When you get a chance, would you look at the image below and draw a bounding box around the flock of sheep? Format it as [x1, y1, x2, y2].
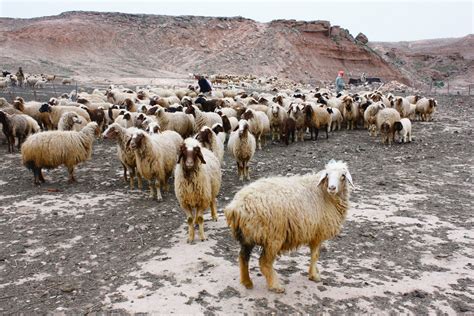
[0, 83, 437, 292]
[0, 72, 74, 89]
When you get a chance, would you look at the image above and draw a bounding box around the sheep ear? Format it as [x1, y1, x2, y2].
[345, 171, 354, 187]
[317, 172, 327, 186]
[196, 148, 206, 164]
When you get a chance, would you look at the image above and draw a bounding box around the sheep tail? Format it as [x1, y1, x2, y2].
[224, 204, 244, 242]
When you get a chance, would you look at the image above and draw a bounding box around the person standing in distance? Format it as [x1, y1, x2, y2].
[195, 74, 213, 96]
[335, 70, 345, 94]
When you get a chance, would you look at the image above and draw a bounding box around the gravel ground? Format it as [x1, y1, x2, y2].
[0, 90, 472, 314]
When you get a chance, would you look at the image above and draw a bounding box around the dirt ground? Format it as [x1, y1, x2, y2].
[0, 88, 472, 314]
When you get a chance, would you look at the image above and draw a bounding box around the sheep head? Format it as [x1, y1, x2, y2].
[196, 127, 213, 147]
[39, 103, 52, 113]
[48, 98, 58, 106]
[212, 123, 224, 135]
[103, 124, 120, 140]
[185, 105, 196, 117]
[326, 108, 333, 114]
[238, 120, 249, 137]
[429, 99, 437, 108]
[394, 121, 403, 132]
[380, 122, 391, 134]
[147, 122, 161, 134]
[317, 159, 354, 196]
[271, 105, 280, 117]
[242, 109, 254, 120]
[72, 114, 82, 125]
[124, 98, 134, 111]
[129, 131, 146, 150]
[177, 139, 206, 170]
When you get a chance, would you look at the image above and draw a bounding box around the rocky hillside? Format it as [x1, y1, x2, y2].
[0, 11, 406, 84]
[371, 35, 474, 89]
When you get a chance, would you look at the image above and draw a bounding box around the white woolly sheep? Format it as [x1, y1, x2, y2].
[13, 97, 52, 130]
[304, 103, 331, 140]
[376, 108, 401, 146]
[393, 97, 411, 118]
[174, 138, 222, 242]
[21, 122, 100, 184]
[328, 107, 343, 131]
[58, 112, 83, 131]
[154, 106, 195, 138]
[185, 105, 222, 134]
[227, 120, 256, 181]
[287, 103, 306, 142]
[394, 118, 412, 143]
[103, 123, 143, 190]
[341, 96, 359, 130]
[266, 103, 288, 141]
[415, 98, 437, 121]
[242, 108, 270, 150]
[39, 102, 90, 130]
[196, 126, 224, 164]
[224, 159, 354, 293]
[129, 130, 178, 201]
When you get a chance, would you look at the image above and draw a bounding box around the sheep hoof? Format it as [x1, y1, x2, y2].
[241, 280, 254, 289]
[269, 286, 285, 293]
[187, 239, 194, 244]
[309, 275, 321, 282]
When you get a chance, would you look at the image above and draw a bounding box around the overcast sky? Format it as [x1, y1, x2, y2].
[0, 0, 472, 41]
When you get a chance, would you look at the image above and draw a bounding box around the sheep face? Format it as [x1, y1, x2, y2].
[177, 143, 206, 170]
[394, 121, 403, 132]
[185, 105, 196, 117]
[196, 127, 212, 146]
[72, 114, 82, 125]
[429, 99, 437, 108]
[380, 122, 391, 134]
[39, 103, 52, 113]
[271, 105, 280, 117]
[212, 124, 224, 135]
[130, 132, 145, 150]
[147, 123, 160, 134]
[103, 125, 119, 140]
[238, 121, 249, 137]
[48, 98, 58, 106]
[317, 160, 354, 195]
[124, 99, 134, 110]
[242, 109, 254, 120]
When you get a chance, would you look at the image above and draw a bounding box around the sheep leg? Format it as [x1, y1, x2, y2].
[39, 168, 45, 183]
[244, 161, 250, 181]
[149, 180, 156, 199]
[155, 181, 163, 201]
[122, 163, 128, 182]
[239, 243, 255, 289]
[137, 173, 143, 190]
[185, 210, 195, 243]
[314, 128, 319, 140]
[32, 167, 41, 185]
[67, 166, 76, 183]
[308, 243, 322, 282]
[237, 162, 243, 181]
[259, 248, 284, 293]
[196, 210, 206, 241]
[325, 125, 329, 139]
[210, 199, 218, 221]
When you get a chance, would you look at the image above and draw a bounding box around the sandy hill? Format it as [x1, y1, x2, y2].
[371, 35, 474, 89]
[0, 11, 406, 85]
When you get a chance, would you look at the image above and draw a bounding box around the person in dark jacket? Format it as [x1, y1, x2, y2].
[16, 67, 25, 87]
[195, 74, 212, 95]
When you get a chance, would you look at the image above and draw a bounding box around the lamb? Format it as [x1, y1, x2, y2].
[194, 96, 225, 112]
[280, 117, 296, 146]
[242, 108, 270, 150]
[103, 123, 142, 190]
[21, 122, 100, 184]
[415, 98, 437, 121]
[304, 104, 331, 140]
[185, 105, 222, 134]
[375, 108, 401, 146]
[215, 110, 238, 134]
[174, 138, 222, 242]
[394, 118, 412, 143]
[328, 107, 343, 131]
[266, 103, 287, 141]
[58, 112, 83, 131]
[196, 126, 224, 164]
[129, 130, 178, 201]
[0, 111, 40, 153]
[224, 159, 354, 293]
[155, 107, 195, 138]
[227, 120, 256, 180]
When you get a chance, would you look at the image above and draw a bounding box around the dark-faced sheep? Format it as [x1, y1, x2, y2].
[174, 138, 222, 242]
